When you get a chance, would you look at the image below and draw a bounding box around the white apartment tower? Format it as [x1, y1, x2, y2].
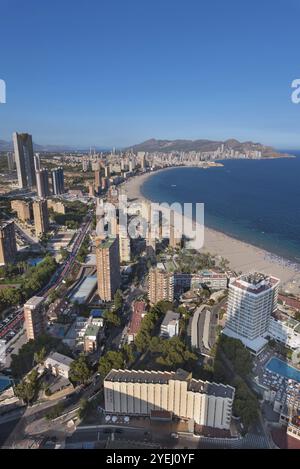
[224, 272, 280, 353]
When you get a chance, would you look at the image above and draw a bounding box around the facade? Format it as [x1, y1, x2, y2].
[44, 352, 74, 379]
[94, 170, 102, 194]
[13, 132, 36, 189]
[96, 237, 121, 302]
[224, 272, 280, 353]
[51, 167, 65, 195]
[174, 270, 228, 294]
[104, 369, 235, 430]
[148, 264, 174, 305]
[119, 234, 131, 263]
[160, 310, 180, 338]
[0, 221, 17, 266]
[268, 314, 300, 349]
[33, 199, 49, 237]
[24, 296, 45, 340]
[36, 168, 50, 198]
[11, 199, 32, 222]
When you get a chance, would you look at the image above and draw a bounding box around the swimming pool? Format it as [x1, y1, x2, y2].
[266, 357, 300, 382]
[0, 375, 12, 392]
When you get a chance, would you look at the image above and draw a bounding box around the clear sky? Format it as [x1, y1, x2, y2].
[1, 0, 300, 149]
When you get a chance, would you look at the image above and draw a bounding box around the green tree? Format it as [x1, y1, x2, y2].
[98, 351, 124, 377]
[69, 355, 92, 385]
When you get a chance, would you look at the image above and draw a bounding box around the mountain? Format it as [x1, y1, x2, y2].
[127, 138, 289, 157]
[0, 139, 75, 152]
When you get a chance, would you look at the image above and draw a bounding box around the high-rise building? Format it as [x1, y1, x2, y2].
[0, 221, 17, 266]
[148, 264, 174, 305]
[104, 165, 110, 178]
[119, 234, 131, 263]
[96, 237, 121, 302]
[137, 151, 146, 170]
[33, 199, 49, 237]
[36, 168, 50, 198]
[24, 296, 45, 340]
[51, 168, 65, 195]
[13, 132, 36, 189]
[224, 272, 280, 353]
[47, 199, 65, 214]
[7, 152, 15, 171]
[11, 199, 32, 222]
[104, 369, 235, 430]
[94, 170, 102, 194]
[88, 183, 95, 197]
[169, 209, 182, 249]
[34, 153, 41, 172]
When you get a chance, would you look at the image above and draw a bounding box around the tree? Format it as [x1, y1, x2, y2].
[98, 351, 124, 377]
[69, 355, 92, 385]
[14, 369, 39, 405]
[114, 289, 123, 311]
[104, 309, 121, 327]
[34, 346, 46, 365]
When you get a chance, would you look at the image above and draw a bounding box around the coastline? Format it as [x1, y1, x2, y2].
[121, 169, 300, 294]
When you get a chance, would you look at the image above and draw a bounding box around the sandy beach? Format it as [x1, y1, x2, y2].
[121, 170, 300, 294]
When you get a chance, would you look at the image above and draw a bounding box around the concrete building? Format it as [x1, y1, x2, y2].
[11, 199, 32, 222]
[12, 132, 36, 189]
[104, 368, 235, 430]
[96, 237, 121, 302]
[33, 199, 49, 237]
[44, 352, 74, 379]
[148, 264, 174, 305]
[24, 296, 45, 340]
[94, 170, 102, 194]
[36, 168, 50, 198]
[160, 310, 180, 338]
[0, 221, 17, 266]
[119, 234, 131, 263]
[268, 313, 300, 349]
[224, 272, 280, 353]
[51, 168, 65, 195]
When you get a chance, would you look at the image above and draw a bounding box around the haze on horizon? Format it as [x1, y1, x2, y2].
[1, 0, 300, 149]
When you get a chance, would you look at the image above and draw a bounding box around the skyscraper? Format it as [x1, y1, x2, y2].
[7, 152, 15, 171]
[24, 296, 45, 340]
[33, 199, 49, 237]
[0, 221, 17, 266]
[224, 272, 280, 353]
[13, 132, 36, 189]
[11, 200, 32, 222]
[94, 170, 102, 194]
[51, 168, 65, 195]
[36, 168, 50, 198]
[148, 264, 174, 305]
[96, 237, 121, 302]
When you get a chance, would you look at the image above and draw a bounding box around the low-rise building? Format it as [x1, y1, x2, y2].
[44, 352, 74, 379]
[127, 301, 147, 344]
[160, 310, 180, 338]
[268, 312, 300, 350]
[104, 368, 235, 430]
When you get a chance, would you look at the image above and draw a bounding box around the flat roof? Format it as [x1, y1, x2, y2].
[24, 296, 44, 308]
[105, 368, 234, 399]
[71, 275, 97, 304]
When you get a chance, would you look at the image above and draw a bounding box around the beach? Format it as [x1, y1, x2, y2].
[121, 170, 300, 294]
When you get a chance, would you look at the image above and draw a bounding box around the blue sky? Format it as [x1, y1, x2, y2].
[1, 0, 300, 149]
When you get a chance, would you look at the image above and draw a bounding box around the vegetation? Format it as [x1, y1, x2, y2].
[217, 335, 253, 377]
[14, 369, 40, 405]
[174, 249, 216, 274]
[69, 355, 93, 385]
[76, 235, 90, 263]
[233, 377, 259, 431]
[52, 200, 88, 229]
[45, 402, 65, 421]
[0, 255, 57, 314]
[98, 350, 125, 377]
[104, 309, 121, 327]
[149, 336, 197, 369]
[10, 334, 73, 379]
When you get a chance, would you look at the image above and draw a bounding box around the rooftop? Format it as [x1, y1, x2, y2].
[231, 272, 279, 294]
[161, 310, 180, 328]
[24, 296, 44, 308]
[45, 352, 74, 367]
[104, 369, 234, 399]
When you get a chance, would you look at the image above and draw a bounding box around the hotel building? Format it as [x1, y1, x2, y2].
[224, 272, 280, 353]
[104, 368, 235, 430]
[148, 264, 174, 305]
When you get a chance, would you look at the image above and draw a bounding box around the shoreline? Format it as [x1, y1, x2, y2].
[121, 169, 300, 294]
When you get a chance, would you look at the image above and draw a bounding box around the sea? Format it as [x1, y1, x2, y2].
[140, 152, 300, 263]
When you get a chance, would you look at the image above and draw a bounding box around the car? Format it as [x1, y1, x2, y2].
[170, 433, 179, 439]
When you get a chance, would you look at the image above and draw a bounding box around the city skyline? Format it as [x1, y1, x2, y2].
[1, 0, 300, 148]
